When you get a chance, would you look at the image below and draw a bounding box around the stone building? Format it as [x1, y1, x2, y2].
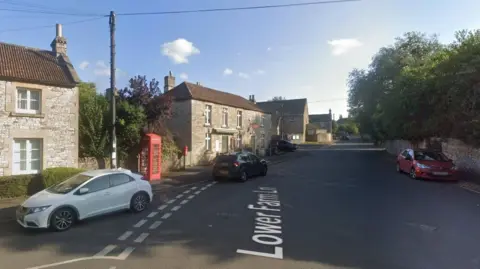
[309, 110, 333, 133]
[256, 98, 309, 144]
[0, 24, 80, 176]
[163, 73, 272, 166]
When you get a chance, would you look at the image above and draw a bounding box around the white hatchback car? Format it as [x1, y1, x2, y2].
[16, 168, 153, 232]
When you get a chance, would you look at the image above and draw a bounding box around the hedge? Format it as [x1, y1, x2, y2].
[0, 167, 85, 198]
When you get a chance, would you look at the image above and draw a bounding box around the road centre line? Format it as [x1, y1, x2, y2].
[161, 212, 172, 219]
[117, 231, 133, 241]
[147, 212, 158, 218]
[171, 205, 181, 211]
[158, 204, 168, 210]
[149, 221, 163, 230]
[133, 219, 147, 228]
[134, 233, 149, 243]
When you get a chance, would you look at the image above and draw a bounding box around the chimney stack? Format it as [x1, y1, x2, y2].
[164, 71, 175, 93]
[50, 23, 67, 56]
[248, 95, 256, 104]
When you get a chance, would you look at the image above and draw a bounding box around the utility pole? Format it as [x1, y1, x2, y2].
[109, 11, 117, 169]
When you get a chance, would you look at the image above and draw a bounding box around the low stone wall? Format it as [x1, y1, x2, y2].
[78, 156, 183, 174]
[384, 139, 480, 174]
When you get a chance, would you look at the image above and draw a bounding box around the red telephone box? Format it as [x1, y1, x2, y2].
[139, 133, 162, 181]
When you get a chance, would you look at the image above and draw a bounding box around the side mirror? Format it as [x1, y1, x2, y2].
[78, 187, 89, 194]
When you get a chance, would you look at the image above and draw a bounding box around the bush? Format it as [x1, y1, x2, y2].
[0, 167, 85, 198]
[41, 167, 85, 188]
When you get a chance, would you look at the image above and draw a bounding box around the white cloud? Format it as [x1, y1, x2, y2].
[79, 61, 89, 70]
[223, 68, 233, 76]
[161, 38, 200, 64]
[327, 39, 363, 56]
[255, 69, 265, 75]
[179, 73, 188, 80]
[93, 60, 125, 77]
[238, 72, 250, 79]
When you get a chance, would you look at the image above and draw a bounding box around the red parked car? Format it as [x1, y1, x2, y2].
[396, 149, 458, 181]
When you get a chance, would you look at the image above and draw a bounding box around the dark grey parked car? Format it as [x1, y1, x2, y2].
[212, 152, 268, 182]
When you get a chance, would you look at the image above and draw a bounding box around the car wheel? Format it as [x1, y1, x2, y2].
[131, 192, 150, 213]
[410, 168, 417, 179]
[50, 207, 75, 232]
[261, 165, 268, 176]
[240, 170, 248, 182]
[396, 163, 401, 173]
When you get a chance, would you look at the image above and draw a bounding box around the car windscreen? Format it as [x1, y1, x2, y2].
[216, 155, 239, 162]
[414, 151, 449, 162]
[47, 174, 93, 194]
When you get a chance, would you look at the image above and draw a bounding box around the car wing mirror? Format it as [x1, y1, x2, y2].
[78, 187, 89, 194]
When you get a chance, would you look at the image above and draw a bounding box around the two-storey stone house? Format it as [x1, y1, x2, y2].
[163, 73, 272, 166]
[256, 98, 309, 144]
[0, 24, 80, 176]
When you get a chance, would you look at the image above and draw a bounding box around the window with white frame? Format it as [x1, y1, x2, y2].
[237, 111, 242, 127]
[205, 105, 212, 125]
[17, 88, 41, 114]
[222, 108, 228, 127]
[205, 133, 211, 151]
[237, 134, 242, 148]
[261, 115, 265, 127]
[13, 138, 42, 175]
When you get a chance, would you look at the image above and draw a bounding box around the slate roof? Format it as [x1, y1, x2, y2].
[309, 114, 332, 122]
[256, 98, 307, 115]
[0, 42, 79, 87]
[165, 82, 265, 113]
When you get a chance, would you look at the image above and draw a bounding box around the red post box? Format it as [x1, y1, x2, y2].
[139, 133, 162, 181]
[183, 145, 188, 156]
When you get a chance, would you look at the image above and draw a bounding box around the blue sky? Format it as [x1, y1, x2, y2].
[1, 0, 479, 118]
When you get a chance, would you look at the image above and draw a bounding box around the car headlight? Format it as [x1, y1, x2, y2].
[417, 163, 430, 169]
[26, 205, 51, 214]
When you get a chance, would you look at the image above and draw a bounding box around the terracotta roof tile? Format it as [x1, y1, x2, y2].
[0, 42, 79, 87]
[165, 82, 265, 112]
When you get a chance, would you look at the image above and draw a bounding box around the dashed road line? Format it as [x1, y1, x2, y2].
[171, 205, 181, 211]
[149, 221, 163, 230]
[191, 186, 198, 190]
[167, 199, 177, 204]
[201, 187, 208, 191]
[176, 194, 184, 199]
[117, 231, 133, 241]
[147, 212, 159, 218]
[94, 245, 117, 257]
[180, 199, 189, 205]
[183, 190, 191, 194]
[134, 233, 149, 243]
[194, 191, 201, 195]
[158, 204, 168, 210]
[133, 219, 147, 228]
[161, 212, 172, 219]
[187, 195, 195, 199]
[118, 247, 135, 259]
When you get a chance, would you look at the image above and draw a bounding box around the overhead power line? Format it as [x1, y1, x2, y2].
[308, 98, 348, 103]
[0, 16, 107, 33]
[116, 0, 360, 16]
[0, 0, 80, 13]
[0, 7, 104, 17]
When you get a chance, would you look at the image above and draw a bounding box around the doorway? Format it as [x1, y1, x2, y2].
[222, 135, 229, 153]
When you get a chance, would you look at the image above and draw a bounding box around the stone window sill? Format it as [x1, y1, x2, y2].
[10, 112, 45, 118]
[204, 123, 211, 127]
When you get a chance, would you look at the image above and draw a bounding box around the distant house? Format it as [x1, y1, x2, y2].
[309, 110, 333, 133]
[306, 110, 333, 142]
[0, 24, 80, 176]
[256, 98, 309, 144]
[163, 73, 272, 166]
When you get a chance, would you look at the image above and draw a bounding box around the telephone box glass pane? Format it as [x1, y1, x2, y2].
[152, 144, 160, 174]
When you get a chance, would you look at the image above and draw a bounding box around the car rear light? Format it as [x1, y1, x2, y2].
[233, 161, 240, 167]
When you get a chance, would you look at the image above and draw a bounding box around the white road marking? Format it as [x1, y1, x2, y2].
[158, 204, 168, 210]
[134, 233, 149, 243]
[117, 231, 133, 241]
[201, 187, 208, 191]
[149, 221, 163, 230]
[237, 247, 283, 259]
[176, 194, 184, 199]
[180, 199, 189, 205]
[171, 205, 181, 211]
[94, 245, 117, 257]
[161, 212, 172, 219]
[194, 191, 201, 195]
[183, 190, 191, 194]
[147, 212, 158, 218]
[191, 186, 198, 190]
[133, 219, 147, 228]
[117, 247, 135, 260]
[167, 199, 177, 204]
[187, 195, 195, 199]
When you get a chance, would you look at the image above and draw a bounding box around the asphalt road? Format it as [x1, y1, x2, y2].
[2, 141, 480, 269]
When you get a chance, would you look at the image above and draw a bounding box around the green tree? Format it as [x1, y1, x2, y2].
[78, 82, 109, 158]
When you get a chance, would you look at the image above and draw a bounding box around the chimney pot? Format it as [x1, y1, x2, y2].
[56, 24, 62, 37]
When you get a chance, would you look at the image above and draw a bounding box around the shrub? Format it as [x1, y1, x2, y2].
[41, 167, 85, 188]
[0, 167, 85, 198]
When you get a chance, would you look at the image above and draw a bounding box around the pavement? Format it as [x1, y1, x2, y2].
[2, 142, 480, 268]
